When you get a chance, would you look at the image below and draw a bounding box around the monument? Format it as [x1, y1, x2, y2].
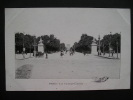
[66, 44, 70, 51]
[38, 38, 44, 53]
[91, 37, 97, 55]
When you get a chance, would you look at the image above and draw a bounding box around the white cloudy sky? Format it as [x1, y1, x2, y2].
[5, 8, 130, 46]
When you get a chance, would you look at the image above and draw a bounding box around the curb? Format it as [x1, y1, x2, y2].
[96, 55, 120, 59]
[15, 56, 34, 60]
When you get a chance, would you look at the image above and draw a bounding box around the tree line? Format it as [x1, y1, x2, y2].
[72, 34, 93, 53]
[15, 32, 66, 54]
[100, 33, 121, 53]
[72, 33, 121, 54]
[15, 32, 121, 54]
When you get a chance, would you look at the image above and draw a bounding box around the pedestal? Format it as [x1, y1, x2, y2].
[38, 45, 44, 53]
[34, 51, 36, 57]
[91, 45, 97, 55]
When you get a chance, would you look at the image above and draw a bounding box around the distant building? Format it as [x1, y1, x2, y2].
[66, 44, 70, 51]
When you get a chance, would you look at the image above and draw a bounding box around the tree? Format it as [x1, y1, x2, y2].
[15, 32, 34, 54]
[15, 33, 65, 54]
[73, 34, 93, 53]
[101, 33, 121, 53]
[60, 43, 65, 51]
[15, 32, 24, 53]
[41, 34, 62, 53]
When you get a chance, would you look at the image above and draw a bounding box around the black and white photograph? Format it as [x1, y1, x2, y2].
[5, 8, 130, 91]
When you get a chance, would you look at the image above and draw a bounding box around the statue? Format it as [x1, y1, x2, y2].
[38, 38, 44, 53]
[38, 38, 43, 45]
[91, 37, 97, 55]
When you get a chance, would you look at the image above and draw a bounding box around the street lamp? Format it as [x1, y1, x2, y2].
[109, 33, 112, 57]
[33, 35, 37, 57]
[116, 41, 118, 58]
[22, 33, 25, 59]
[103, 43, 105, 55]
[45, 40, 50, 59]
[30, 43, 31, 57]
[15, 35, 16, 59]
[109, 42, 110, 57]
[98, 35, 101, 56]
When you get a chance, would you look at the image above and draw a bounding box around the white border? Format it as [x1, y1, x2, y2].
[5, 8, 130, 91]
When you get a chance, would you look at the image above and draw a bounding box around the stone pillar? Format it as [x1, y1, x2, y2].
[38, 38, 44, 53]
[91, 37, 97, 55]
[91, 45, 97, 55]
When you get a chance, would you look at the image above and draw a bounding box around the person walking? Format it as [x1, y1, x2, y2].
[111, 50, 114, 57]
[46, 51, 48, 59]
[65, 50, 67, 54]
[60, 50, 64, 57]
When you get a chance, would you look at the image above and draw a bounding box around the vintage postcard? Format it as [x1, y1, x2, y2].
[5, 8, 130, 91]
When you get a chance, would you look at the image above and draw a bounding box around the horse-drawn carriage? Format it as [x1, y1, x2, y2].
[83, 51, 91, 55]
[36, 51, 44, 57]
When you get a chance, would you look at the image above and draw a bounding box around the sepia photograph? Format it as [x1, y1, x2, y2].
[5, 8, 130, 90]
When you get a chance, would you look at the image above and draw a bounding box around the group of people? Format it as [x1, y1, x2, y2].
[60, 48, 75, 57]
[69, 48, 75, 56]
[60, 50, 64, 57]
[98, 49, 115, 57]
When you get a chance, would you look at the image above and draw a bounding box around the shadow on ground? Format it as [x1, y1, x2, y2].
[15, 64, 33, 79]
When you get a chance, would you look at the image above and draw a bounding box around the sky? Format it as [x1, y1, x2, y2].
[5, 8, 130, 46]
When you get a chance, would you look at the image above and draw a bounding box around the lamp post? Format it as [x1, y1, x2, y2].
[116, 41, 118, 58]
[33, 35, 37, 57]
[29, 37, 33, 58]
[22, 33, 25, 59]
[45, 40, 50, 59]
[98, 35, 101, 56]
[30, 44, 31, 57]
[103, 43, 105, 55]
[15, 35, 16, 59]
[109, 33, 112, 57]
[109, 42, 110, 57]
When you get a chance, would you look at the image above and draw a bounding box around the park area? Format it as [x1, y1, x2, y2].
[15, 52, 120, 79]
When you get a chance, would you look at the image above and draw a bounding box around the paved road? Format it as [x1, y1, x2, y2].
[15, 52, 120, 79]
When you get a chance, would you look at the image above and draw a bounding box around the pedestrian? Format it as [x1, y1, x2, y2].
[98, 50, 99, 55]
[46, 52, 48, 59]
[72, 49, 74, 55]
[111, 50, 114, 57]
[83, 51, 86, 56]
[69, 49, 72, 56]
[70, 51, 71, 56]
[60, 50, 63, 57]
[103, 52, 105, 55]
[17, 50, 19, 54]
[65, 50, 67, 54]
